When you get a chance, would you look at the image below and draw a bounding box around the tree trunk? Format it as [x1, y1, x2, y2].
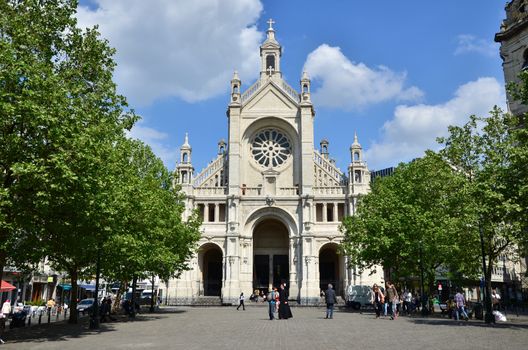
[68, 268, 79, 324]
[484, 258, 494, 324]
[0, 249, 6, 284]
[130, 276, 137, 318]
[112, 280, 127, 314]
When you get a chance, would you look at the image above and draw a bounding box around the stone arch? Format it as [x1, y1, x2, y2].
[198, 242, 224, 296]
[318, 242, 345, 296]
[244, 206, 298, 238]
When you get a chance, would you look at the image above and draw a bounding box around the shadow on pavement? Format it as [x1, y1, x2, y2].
[408, 317, 528, 330]
[2, 309, 187, 344]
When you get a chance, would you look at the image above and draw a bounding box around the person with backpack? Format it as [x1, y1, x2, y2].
[267, 287, 277, 320]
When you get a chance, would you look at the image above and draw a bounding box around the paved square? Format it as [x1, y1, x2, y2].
[3, 306, 528, 349]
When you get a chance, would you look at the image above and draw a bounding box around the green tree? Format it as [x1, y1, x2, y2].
[100, 139, 200, 312]
[438, 107, 525, 323]
[340, 152, 479, 291]
[0, 0, 136, 323]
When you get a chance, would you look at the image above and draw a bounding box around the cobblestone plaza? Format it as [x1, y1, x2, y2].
[3, 307, 528, 350]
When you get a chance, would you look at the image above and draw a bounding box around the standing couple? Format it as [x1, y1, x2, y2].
[268, 283, 293, 320]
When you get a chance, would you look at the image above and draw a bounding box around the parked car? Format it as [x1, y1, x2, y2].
[346, 285, 374, 310]
[76, 298, 94, 315]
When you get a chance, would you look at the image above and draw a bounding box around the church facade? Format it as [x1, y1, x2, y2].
[167, 21, 383, 305]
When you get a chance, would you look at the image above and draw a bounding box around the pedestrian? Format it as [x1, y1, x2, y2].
[237, 292, 245, 311]
[454, 289, 468, 322]
[385, 281, 399, 320]
[491, 289, 501, 311]
[278, 283, 292, 319]
[403, 290, 412, 315]
[267, 288, 277, 320]
[324, 284, 337, 319]
[0, 299, 12, 344]
[371, 284, 384, 318]
[46, 298, 56, 315]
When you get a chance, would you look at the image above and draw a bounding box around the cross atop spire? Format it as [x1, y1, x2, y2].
[267, 18, 275, 30]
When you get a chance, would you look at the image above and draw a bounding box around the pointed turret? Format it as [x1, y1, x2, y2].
[176, 133, 194, 186]
[230, 71, 241, 105]
[348, 132, 369, 192]
[260, 18, 282, 79]
[300, 71, 311, 104]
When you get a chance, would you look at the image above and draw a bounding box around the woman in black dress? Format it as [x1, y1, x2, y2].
[278, 283, 293, 319]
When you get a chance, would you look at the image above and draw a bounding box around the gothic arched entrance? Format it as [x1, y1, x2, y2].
[253, 219, 289, 292]
[319, 243, 344, 296]
[200, 244, 223, 296]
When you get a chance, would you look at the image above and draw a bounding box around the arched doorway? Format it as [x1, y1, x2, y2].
[253, 219, 289, 292]
[200, 244, 223, 296]
[319, 244, 343, 296]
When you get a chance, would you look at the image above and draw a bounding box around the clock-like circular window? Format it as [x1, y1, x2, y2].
[251, 129, 291, 168]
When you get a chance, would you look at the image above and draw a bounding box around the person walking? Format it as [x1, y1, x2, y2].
[403, 290, 412, 315]
[0, 299, 12, 344]
[371, 284, 385, 318]
[267, 288, 277, 320]
[236, 292, 246, 310]
[385, 281, 399, 320]
[324, 284, 337, 319]
[454, 289, 469, 322]
[278, 283, 292, 319]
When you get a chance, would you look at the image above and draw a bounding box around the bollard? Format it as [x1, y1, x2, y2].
[28, 315, 31, 327]
[56, 308, 60, 321]
[47, 308, 51, 324]
[38, 311, 42, 324]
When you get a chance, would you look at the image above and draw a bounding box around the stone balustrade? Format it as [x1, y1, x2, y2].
[194, 187, 227, 196]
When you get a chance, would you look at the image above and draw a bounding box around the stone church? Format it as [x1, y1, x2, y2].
[167, 21, 383, 305]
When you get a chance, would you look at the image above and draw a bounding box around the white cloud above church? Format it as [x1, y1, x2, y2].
[364, 77, 506, 169]
[303, 44, 424, 110]
[77, 0, 264, 106]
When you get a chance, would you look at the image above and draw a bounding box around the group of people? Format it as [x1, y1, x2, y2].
[237, 283, 293, 320]
[371, 281, 419, 320]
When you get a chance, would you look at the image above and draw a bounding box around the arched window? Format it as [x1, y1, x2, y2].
[354, 170, 362, 183]
[302, 84, 308, 93]
[183, 153, 188, 163]
[182, 171, 187, 183]
[233, 84, 239, 93]
[266, 55, 275, 70]
[354, 152, 360, 161]
[322, 145, 328, 153]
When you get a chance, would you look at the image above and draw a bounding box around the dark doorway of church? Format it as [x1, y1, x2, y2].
[319, 244, 340, 295]
[273, 255, 288, 287]
[252, 218, 289, 293]
[203, 247, 222, 296]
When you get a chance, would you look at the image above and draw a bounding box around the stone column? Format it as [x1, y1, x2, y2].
[333, 203, 338, 222]
[323, 203, 327, 222]
[204, 204, 210, 222]
[223, 236, 240, 304]
[214, 203, 220, 223]
[288, 237, 300, 300]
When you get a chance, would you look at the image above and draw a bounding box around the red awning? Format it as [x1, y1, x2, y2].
[0, 280, 16, 292]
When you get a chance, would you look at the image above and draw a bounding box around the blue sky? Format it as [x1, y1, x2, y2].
[77, 0, 506, 173]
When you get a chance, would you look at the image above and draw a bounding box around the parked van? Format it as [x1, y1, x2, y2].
[346, 285, 374, 310]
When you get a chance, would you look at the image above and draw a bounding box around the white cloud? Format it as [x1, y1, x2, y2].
[128, 124, 178, 168]
[454, 34, 498, 57]
[365, 77, 506, 170]
[303, 44, 423, 110]
[77, 0, 263, 106]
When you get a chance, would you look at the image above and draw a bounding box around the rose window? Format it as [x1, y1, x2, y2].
[251, 129, 291, 168]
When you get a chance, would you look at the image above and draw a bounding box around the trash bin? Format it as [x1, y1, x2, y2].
[473, 302, 483, 320]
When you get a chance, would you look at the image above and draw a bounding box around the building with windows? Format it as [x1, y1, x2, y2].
[167, 21, 382, 305]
